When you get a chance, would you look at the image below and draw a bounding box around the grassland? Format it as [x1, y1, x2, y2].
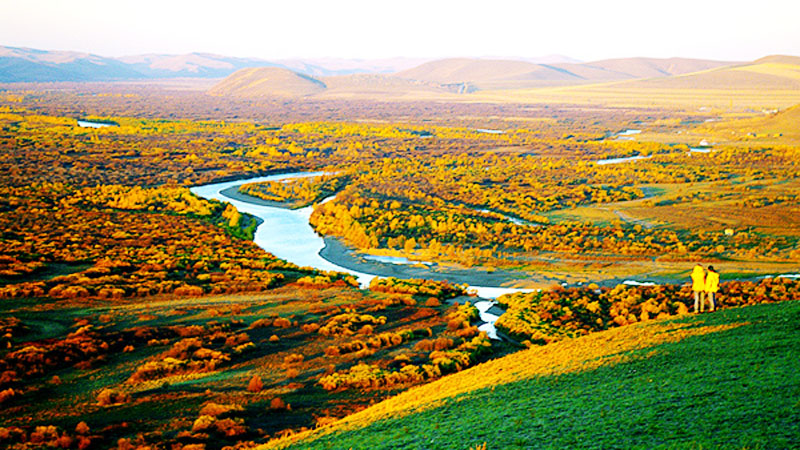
[471, 61, 800, 110]
[268, 300, 800, 450]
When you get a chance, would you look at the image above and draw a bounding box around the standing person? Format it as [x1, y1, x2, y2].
[704, 265, 719, 312]
[691, 263, 706, 313]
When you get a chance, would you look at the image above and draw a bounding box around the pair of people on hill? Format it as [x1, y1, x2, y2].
[691, 263, 719, 313]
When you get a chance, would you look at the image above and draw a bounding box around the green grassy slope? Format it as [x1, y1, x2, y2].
[279, 301, 800, 449]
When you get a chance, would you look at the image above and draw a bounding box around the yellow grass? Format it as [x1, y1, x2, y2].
[731, 62, 800, 79]
[262, 318, 744, 449]
[473, 86, 800, 110]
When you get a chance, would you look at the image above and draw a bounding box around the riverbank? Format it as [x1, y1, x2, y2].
[220, 186, 297, 209]
[217, 185, 538, 290]
[212, 175, 797, 293]
[319, 236, 526, 288]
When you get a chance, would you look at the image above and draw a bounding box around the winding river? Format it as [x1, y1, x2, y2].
[191, 172, 535, 339]
[191, 172, 374, 282]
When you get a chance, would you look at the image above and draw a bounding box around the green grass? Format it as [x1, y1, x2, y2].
[284, 301, 800, 450]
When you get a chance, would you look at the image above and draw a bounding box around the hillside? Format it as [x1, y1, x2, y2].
[394, 58, 583, 89]
[394, 56, 736, 90]
[208, 67, 327, 98]
[557, 56, 737, 79]
[267, 300, 800, 449]
[754, 103, 800, 131]
[318, 74, 451, 99]
[477, 55, 800, 109]
[754, 54, 800, 65]
[276, 57, 434, 77]
[701, 103, 800, 139]
[622, 56, 800, 90]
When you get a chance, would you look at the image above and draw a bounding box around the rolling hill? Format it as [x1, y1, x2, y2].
[475, 55, 800, 109]
[9, 44, 799, 110]
[754, 54, 800, 65]
[702, 102, 800, 139]
[0, 46, 144, 82]
[275, 57, 435, 77]
[264, 301, 800, 449]
[621, 57, 800, 90]
[557, 56, 737, 79]
[318, 73, 451, 99]
[393, 56, 737, 90]
[207, 67, 327, 98]
[209, 69, 455, 99]
[208, 55, 800, 106]
[393, 58, 584, 89]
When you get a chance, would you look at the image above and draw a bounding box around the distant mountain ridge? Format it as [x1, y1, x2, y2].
[0, 46, 144, 82]
[0, 45, 582, 82]
[116, 53, 283, 78]
[4, 45, 800, 103]
[0, 46, 291, 82]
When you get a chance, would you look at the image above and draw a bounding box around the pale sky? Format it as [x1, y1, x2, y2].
[1, 0, 799, 62]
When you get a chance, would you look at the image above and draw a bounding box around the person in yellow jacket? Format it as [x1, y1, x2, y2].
[704, 265, 719, 312]
[691, 263, 706, 313]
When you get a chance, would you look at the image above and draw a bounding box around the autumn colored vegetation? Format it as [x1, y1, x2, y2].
[0, 282, 507, 449]
[1, 86, 799, 450]
[308, 145, 800, 272]
[3, 97, 799, 287]
[0, 181, 321, 301]
[495, 276, 800, 344]
[240, 174, 349, 209]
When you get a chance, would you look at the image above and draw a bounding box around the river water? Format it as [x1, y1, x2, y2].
[190, 172, 374, 282]
[596, 154, 652, 165]
[77, 119, 117, 128]
[191, 172, 535, 338]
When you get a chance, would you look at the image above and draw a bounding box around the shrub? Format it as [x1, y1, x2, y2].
[273, 317, 292, 328]
[247, 375, 263, 393]
[369, 277, 466, 299]
[318, 313, 386, 336]
[433, 337, 455, 351]
[425, 297, 442, 307]
[283, 353, 304, 365]
[75, 422, 90, 435]
[97, 388, 130, 406]
[249, 318, 273, 329]
[214, 418, 247, 437]
[301, 323, 320, 333]
[0, 388, 17, 404]
[270, 397, 289, 411]
[29, 426, 59, 444]
[199, 403, 242, 417]
[192, 415, 216, 433]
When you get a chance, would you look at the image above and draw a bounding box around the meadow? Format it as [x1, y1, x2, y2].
[269, 300, 800, 450]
